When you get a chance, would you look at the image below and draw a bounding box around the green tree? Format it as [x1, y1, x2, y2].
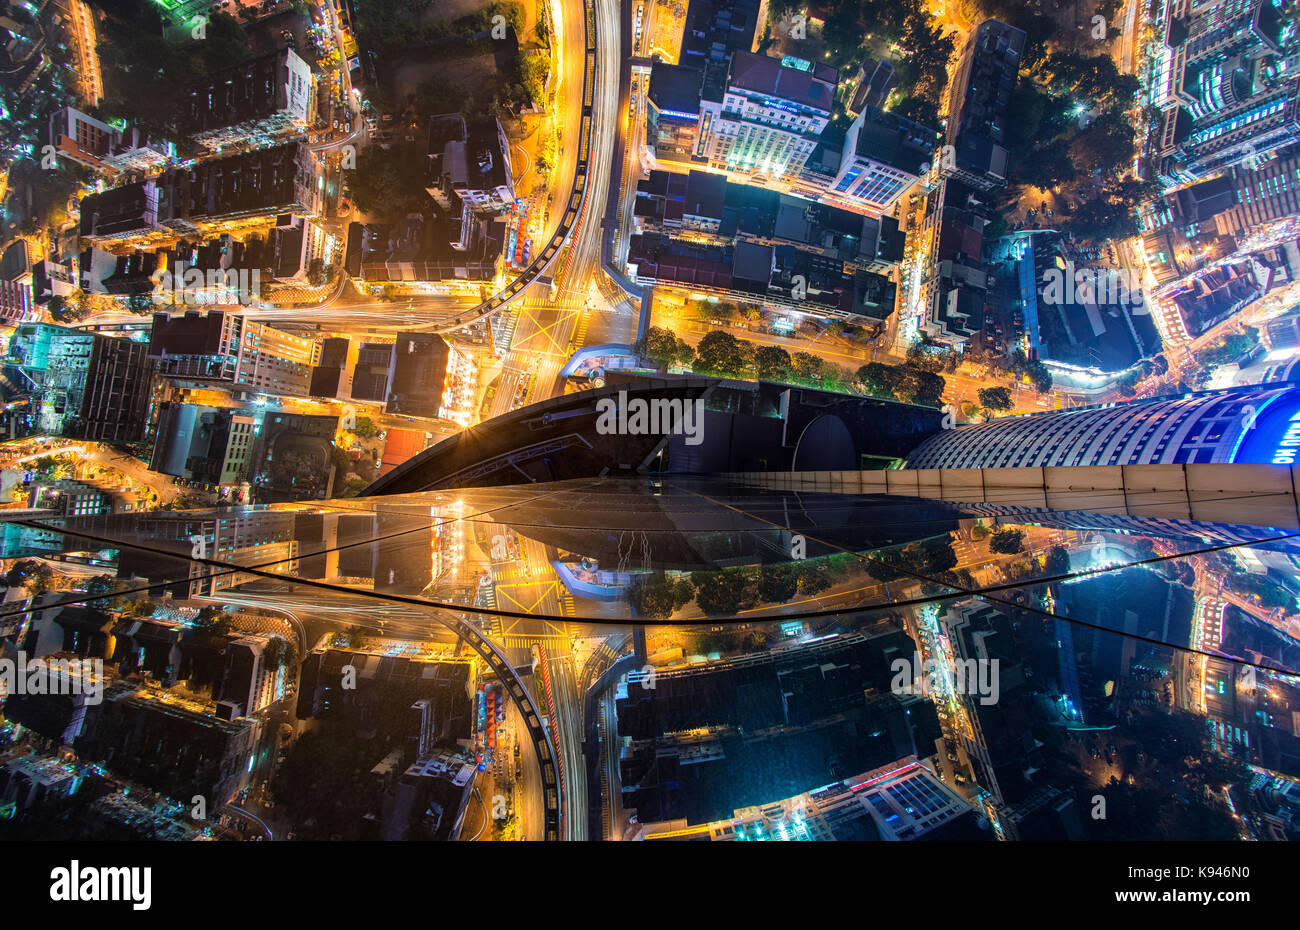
[689, 568, 758, 615]
[83, 574, 128, 607]
[898, 366, 946, 406]
[1044, 545, 1071, 577]
[193, 606, 233, 636]
[637, 326, 694, 370]
[693, 330, 750, 377]
[979, 387, 1014, 410]
[47, 292, 90, 324]
[757, 564, 799, 603]
[917, 538, 958, 574]
[1017, 138, 1077, 189]
[790, 351, 828, 384]
[1068, 195, 1138, 243]
[990, 529, 1026, 554]
[346, 142, 431, 222]
[307, 258, 327, 287]
[754, 345, 793, 381]
[1027, 362, 1053, 394]
[890, 96, 941, 132]
[793, 561, 832, 596]
[331, 446, 351, 474]
[857, 362, 903, 398]
[4, 559, 55, 594]
[630, 576, 690, 618]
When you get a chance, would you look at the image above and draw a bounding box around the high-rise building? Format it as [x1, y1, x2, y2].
[159, 142, 324, 235]
[678, 0, 760, 77]
[47, 107, 173, 174]
[904, 384, 1300, 469]
[646, 61, 707, 167]
[1266, 309, 1300, 350]
[942, 20, 1026, 191]
[0, 279, 32, 323]
[248, 410, 340, 501]
[3, 323, 93, 437]
[221, 634, 282, 716]
[848, 58, 898, 114]
[78, 181, 164, 244]
[340, 335, 475, 422]
[185, 47, 314, 153]
[636, 756, 978, 841]
[909, 20, 1027, 349]
[150, 402, 259, 485]
[1150, 0, 1300, 183]
[387, 333, 476, 423]
[267, 214, 328, 284]
[632, 168, 906, 274]
[46, 106, 115, 170]
[103, 126, 175, 174]
[80, 144, 324, 242]
[917, 178, 993, 347]
[76, 333, 156, 443]
[352, 341, 396, 402]
[1016, 231, 1162, 375]
[1212, 152, 1300, 237]
[696, 52, 837, 181]
[426, 114, 515, 214]
[76, 682, 264, 806]
[354, 216, 506, 286]
[3, 323, 152, 440]
[309, 336, 352, 398]
[28, 479, 136, 516]
[149, 310, 317, 398]
[828, 106, 940, 215]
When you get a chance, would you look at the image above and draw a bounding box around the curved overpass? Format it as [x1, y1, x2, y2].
[391, 0, 599, 335]
[7, 515, 565, 841]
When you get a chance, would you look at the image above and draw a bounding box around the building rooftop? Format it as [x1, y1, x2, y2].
[727, 51, 837, 113]
[648, 61, 704, 117]
[851, 106, 941, 175]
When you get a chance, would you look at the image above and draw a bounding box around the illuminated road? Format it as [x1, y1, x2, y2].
[613, 66, 649, 269]
[486, 0, 625, 415]
[310, 0, 364, 155]
[77, 0, 605, 339]
[481, 526, 588, 839]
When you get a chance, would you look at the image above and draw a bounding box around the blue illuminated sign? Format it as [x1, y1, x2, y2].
[1232, 392, 1300, 464]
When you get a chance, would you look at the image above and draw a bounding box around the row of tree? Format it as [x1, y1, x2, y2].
[637, 327, 950, 406]
[629, 553, 857, 619]
[629, 533, 1014, 619]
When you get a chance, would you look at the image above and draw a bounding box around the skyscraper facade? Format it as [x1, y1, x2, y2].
[904, 385, 1300, 468]
[1150, 0, 1300, 183]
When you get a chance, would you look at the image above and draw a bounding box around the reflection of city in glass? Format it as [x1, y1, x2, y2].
[3, 476, 1300, 842]
[4, 0, 1300, 856]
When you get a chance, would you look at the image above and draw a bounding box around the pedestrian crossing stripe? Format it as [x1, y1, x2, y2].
[502, 633, 567, 648]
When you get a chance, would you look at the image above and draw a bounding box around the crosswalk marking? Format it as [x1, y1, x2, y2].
[572, 310, 589, 348]
[502, 633, 567, 649]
